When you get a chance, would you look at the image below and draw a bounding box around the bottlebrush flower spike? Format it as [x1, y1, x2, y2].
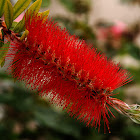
[6, 14, 132, 132]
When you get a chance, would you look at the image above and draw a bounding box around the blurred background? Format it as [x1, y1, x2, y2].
[0, 0, 140, 139]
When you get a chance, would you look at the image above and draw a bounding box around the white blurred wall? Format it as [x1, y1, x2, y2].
[48, 0, 140, 25]
[90, 0, 140, 24]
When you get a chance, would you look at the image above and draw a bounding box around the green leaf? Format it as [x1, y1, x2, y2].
[0, 0, 6, 17]
[10, 21, 18, 30]
[13, 0, 32, 20]
[13, 17, 25, 33]
[32, 0, 50, 8]
[13, 0, 42, 33]
[4, 0, 13, 29]
[20, 29, 29, 41]
[0, 42, 10, 66]
[1, 58, 5, 67]
[38, 10, 49, 17]
[38, 10, 50, 16]
[26, 0, 42, 15]
[0, 29, 4, 48]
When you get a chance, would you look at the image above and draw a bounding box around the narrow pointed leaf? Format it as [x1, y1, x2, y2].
[13, 0, 42, 33]
[20, 29, 29, 41]
[10, 21, 18, 30]
[0, 0, 6, 17]
[13, 17, 25, 33]
[38, 10, 49, 17]
[0, 42, 10, 65]
[13, 0, 32, 20]
[33, 0, 50, 8]
[38, 10, 49, 22]
[4, 0, 13, 29]
[26, 0, 42, 15]
[1, 58, 5, 67]
[0, 29, 4, 48]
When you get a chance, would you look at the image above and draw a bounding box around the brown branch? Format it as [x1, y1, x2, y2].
[0, 18, 21, 43]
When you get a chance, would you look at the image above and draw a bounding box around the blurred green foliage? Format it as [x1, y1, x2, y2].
[0, 74, 140, 140]
[59, 0, 90, 14]
[122, 0, 140, 5]
[0, 73, 94, 140]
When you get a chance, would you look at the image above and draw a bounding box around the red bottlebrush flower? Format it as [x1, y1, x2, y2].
[7, 14, 132, 132]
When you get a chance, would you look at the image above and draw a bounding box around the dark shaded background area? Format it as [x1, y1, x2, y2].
[0, 0, 140, 140]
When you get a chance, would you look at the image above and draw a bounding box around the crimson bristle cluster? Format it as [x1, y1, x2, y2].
[7, 14, 132, 131]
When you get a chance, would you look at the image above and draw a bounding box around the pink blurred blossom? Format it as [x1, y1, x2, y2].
[14, 12, 24, 22]
[96, 21, 127, 41]
[110, 21, 127, 39]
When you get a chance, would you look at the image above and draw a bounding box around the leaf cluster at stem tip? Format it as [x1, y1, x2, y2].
[0, 0, 49, 67]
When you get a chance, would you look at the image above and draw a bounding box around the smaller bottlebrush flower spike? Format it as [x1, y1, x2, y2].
[6, 14, 132, 132]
